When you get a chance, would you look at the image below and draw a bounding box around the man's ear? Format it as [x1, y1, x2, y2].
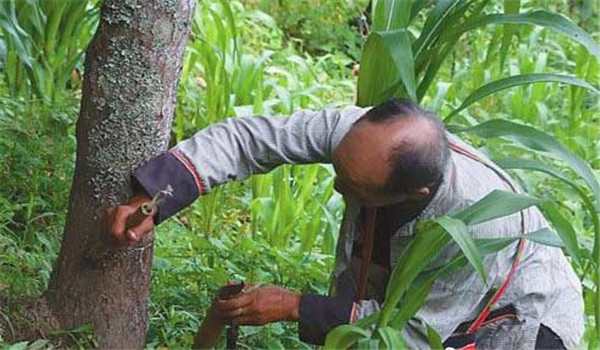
[408, 187, 430, 199]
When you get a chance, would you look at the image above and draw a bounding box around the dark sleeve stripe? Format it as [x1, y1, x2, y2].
[131, 152, 201, 224]
[171, 150, 206, 195]
[298, 294, 354, 345]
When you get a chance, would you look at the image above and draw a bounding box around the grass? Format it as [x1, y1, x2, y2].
[0, 0, 598, 349]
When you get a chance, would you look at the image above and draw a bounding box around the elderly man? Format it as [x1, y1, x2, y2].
[108, 99, 582, 349]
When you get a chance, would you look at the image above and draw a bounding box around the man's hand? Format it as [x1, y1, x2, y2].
[107, 195, 155, 243]
[209, 284, 301, 326]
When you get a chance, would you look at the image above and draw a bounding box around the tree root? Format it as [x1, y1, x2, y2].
[0, 295, 60, 345]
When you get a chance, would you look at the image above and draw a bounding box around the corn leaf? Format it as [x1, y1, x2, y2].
[495, 157, 597, 267]
[463, 11, 600, 60]
[357, 29, 416, 105]
[525, 228, 565, 248]
[445, 73, 599, 121]
[412, 0, 462, 58]
[379, 221, 450, 327]
[449, 120, 600, 208]
[388, 236, 519, 330]
[453, 190, 539, 226]
[410, 0, 435, 22]
[357, 338, 381, 349]
[499, 0, 520, 68]
[0, 0, 34, 67]
[415, 38, 457, 101]
[388, 271, 437, 330]
[377, 326, 406, 350]
[372, 0, 412, 31]
[541, 201, 582, 266]
[414, 0, 489, 100]
[381, 190, 537, 328]
[434, 216, 487, 283]
[323, 324, 370, 350]
[353, 311, 381, 329]
[427, 324, 444, 349]
[475, 237, 520, 255]
[496, 157, 598, 211]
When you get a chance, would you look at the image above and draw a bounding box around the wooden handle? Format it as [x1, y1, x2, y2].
[218, 282, 245, 299]
[193, 282, 245, 350]
[126, 202, 155, 230]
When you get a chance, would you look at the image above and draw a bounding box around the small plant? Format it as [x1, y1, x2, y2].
[0, 0, 99, 101]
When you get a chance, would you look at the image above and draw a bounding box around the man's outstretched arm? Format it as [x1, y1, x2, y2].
[108, 106, 367, 241]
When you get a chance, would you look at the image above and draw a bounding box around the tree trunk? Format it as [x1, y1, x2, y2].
[43, 0, 195, 348]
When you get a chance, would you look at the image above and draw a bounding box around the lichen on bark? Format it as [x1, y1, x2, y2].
[38, 0, 196, 348]
[88, 34, 166, 205]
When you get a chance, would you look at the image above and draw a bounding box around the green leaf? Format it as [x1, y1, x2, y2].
[525, 228, 565, 248]
[357, 338, 381, 350]
[496, 157, 591, 267]
[377, 326, 407, 350]
[453, 190, 539, 226]
[463, 11, 600, 60]
[540, 202, 581, 265]
[410, 0, 435, 22]
[450, 120, 600, 209]
[434, 216, 487, 283]
[427, 323, 444, 349]
[0, 0, 34, 68]
[323, 324, 371, 350]
[389, 236, 519, 330]
[372, 0, 413, 31]
[379, 222, 450, 327]
[8, 342, 29, 350]
[499, 0, 520, 68]
[381, 191, 535, 329]
[496, 158, 582, 198]
[475, 237, 520, 256]
[389, 270, 438, 330]
[416, 35, 460, 101]
[496, 157, 598, 214]
[445, 74, 599, 121]
[412, 0, 462, 58]
[357, 29, 417, 105]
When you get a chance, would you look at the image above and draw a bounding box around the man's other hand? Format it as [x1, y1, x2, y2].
[209, 284, 301, 326]
[107, 195, 155, 243]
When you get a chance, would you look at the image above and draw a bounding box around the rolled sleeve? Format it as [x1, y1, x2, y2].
[298, 294, 354, 345]
[131, 151, 205, 224]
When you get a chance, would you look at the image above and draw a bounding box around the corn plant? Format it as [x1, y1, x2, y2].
[325, 0, 600, 347]
[325, 190, 565, 349]
[0, 0, 99, 102]
[174, 0, 351, 256]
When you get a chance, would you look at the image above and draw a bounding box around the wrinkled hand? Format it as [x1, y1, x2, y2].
[209, 284, 301, 326]
[107, 195, 155, 243]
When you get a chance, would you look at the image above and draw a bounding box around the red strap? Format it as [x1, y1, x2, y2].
[458, 343, 477, 350]
[356, 208, 377, 301]
[449, 141, 527, 334]
[466, 237, 526, 333]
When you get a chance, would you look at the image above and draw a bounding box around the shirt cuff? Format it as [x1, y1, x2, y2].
[132, 151, 205, 224]
[298, 294, 354, 345]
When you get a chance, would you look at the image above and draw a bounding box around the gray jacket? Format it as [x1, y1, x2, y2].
[133, 106, 583, 348]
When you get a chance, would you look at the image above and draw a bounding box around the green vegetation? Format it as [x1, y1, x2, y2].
[0, 0, 598, 349]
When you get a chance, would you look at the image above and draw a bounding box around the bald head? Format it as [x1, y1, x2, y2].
[355, 99, 449, 195]
[332, 99, 449, 207]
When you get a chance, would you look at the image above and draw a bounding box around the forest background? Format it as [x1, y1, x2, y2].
[0, 0, 598, 349]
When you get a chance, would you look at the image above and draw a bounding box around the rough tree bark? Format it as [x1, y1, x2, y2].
[39, 0, 195, 348]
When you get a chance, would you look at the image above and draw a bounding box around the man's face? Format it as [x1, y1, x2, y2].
[331, 121, 408, 208]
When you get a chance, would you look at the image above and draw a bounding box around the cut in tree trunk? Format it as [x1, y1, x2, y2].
[41, 0, 195, 348]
